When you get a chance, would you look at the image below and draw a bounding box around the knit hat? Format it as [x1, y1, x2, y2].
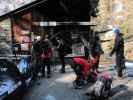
[113, 27, 120, 34]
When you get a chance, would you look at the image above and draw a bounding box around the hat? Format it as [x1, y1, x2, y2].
[113, 27, 120, 34]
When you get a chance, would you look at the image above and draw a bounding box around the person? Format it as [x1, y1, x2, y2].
[109, 27, 125, 77]
[56, 38, 66, 73]
[70, 35, 101, 87]
[33, 34, 52, 78]
[40, 35, 52, 78]
[90, 32, 104, 73]
[32, 37, 42, 78]
[72, 57, 91, 80]
[81, 32, 103, 73]
[70, 56, 98, 88]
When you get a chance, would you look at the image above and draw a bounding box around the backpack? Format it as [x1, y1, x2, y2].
[93, 76, 112, 100]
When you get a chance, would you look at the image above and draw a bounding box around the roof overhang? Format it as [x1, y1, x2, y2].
[33, 21, 96, 26]
[0, 0, 47, 21]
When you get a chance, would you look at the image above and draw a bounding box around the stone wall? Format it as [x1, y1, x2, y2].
[0, 19, 12, 55]
[96, 0, 133, 61]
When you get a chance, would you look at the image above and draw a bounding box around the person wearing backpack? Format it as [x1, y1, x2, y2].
[109, 27, 125, 77]
[40, 35, 53, 78]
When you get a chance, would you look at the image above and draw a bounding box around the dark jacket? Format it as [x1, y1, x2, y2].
[33, 39, 52, 60]
[91, 34, 103, 56]
[110, 34, 124, 56]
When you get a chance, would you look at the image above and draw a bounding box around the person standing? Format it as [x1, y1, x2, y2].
[33, 34, 52, 78]
[109, 27, 125, 77]
[40, 35, 53, 78]
[57, 38, 66, 73]
[90, 32, 104, 73]
[32, 37, 42, 78]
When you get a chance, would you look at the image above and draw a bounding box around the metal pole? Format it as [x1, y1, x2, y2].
[10, 15, 17, 62]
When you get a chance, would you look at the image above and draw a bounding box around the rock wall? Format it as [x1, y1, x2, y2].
[96, 0, 133, 61]
[0, 19, 12, 55]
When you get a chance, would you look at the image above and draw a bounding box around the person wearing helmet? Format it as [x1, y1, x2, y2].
[109, 27, 125, 77]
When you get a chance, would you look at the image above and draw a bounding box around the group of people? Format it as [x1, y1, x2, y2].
[32, 35, 52, 78]
[88, 27, 125, 78]
[31, 27, 125, 80]
[71, 28, 125, 87]
[31, 34, 66, 79]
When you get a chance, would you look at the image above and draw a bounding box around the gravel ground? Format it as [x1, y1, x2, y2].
[22, 64, 133, 100]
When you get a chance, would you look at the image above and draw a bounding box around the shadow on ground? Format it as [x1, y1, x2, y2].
[109, 84, 133, 100]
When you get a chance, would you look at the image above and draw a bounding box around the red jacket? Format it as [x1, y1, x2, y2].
[72, 56, 98, 79]
[41, 48, 52, 60]
[73, 57, 90, 79]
